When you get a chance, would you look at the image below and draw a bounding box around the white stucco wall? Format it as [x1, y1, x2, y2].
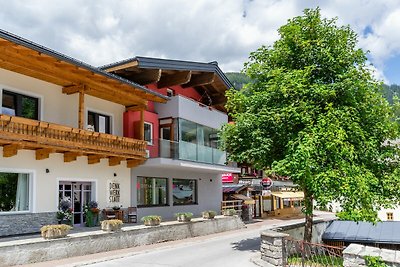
[0, 68, 125, 136]
[154, 95, 228, 129]
[0, 148, 131, 213]
[131, 165, 223, 220]
[378, 207, 400, 221]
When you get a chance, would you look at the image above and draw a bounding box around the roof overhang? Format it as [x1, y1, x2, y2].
[101, 56, 233, 111]
[0, 29, 168, 107]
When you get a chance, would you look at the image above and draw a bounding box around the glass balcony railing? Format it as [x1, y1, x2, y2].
[156, 139, 226, 165]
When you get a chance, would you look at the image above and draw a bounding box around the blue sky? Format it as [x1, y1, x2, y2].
[0, 0, 399, 84]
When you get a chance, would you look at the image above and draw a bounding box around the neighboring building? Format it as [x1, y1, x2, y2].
[224, 164, 304, 218]
[101, 57, 240, 220]
[323, 220, 400, 250]
[0, 30, 167, 236]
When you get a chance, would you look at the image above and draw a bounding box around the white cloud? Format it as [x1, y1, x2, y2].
[0, 0, 399, 82]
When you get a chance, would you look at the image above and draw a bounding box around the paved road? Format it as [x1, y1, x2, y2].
[25, 212, 335, 267]
[86, 223, 263, 267]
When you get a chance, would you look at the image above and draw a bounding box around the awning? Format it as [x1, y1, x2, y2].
[232, 194, 256, 204]
[271, 191, 304, 200]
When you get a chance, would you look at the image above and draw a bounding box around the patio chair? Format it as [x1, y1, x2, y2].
[127, 207, 137, 223]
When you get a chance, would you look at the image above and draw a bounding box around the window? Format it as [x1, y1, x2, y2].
[173, 178, 197, 205]
[137, 177, 168, 206]
[0, 172, 30, 212]
[144, 122, 153, 145]
[1, 90, 39, 119]
[166, 89, 175, 97]
[387, 212, 394, 221]
[87, 111, 111, 134]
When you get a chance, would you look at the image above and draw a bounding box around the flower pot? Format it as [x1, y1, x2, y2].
[101, 220, 123, 232]
[177, 214, 192, 222]
[202, 213, 215, 219]
[41, 225, 71, 240]
[143, 219, 161, 226]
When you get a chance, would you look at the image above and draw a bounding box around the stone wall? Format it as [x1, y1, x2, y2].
[260, 230, 290, 266]
[0, 212, 57, 237]
[343, 244, 400, 267]
[0, 215, 245, 266]
[281, 220, 330, 243]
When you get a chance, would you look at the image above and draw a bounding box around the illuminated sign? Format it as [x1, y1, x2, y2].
[222, 173, 233, 183]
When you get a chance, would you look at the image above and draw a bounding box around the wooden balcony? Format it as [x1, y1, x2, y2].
[0, 114, 146, 167]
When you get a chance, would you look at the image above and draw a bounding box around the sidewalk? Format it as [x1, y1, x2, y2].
[19, 211, 336, 267]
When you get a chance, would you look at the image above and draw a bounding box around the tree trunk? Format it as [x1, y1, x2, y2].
[303, 188, 313, 242]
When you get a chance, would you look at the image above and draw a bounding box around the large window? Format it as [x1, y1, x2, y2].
[137, 177, 168, 207]
[173, 178, 197, 205]
[1, 90, 39, 120]
[87, 111, 111, 134]
[144, 122, 153, 145]
[0, 172, 30, 212]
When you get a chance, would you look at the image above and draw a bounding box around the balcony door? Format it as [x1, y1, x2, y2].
[59, 182, 92, 226]
[160, 124, 173, 158]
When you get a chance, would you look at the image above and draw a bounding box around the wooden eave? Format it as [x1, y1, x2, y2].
[0, 37, 167, 106]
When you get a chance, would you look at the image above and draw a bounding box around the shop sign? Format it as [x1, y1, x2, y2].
[222, 173, 233, 183]
[261, 177, 273, 189]
[109, 181, 120, 202]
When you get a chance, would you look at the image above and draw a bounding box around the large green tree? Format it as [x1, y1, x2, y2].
[221, 8, 400, 241]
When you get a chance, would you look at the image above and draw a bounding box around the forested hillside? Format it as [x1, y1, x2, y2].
[226, 72, 399, 105]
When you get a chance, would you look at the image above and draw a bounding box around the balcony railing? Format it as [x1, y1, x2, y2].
[0, 114, 147, 161]
[156, 138, 226, 165]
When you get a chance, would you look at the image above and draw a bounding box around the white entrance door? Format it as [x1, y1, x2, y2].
[59, 182, 92, 226]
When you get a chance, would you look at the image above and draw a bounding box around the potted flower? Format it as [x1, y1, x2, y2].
[57, 199, 73, 225]
[141, 215, 162, 226]
[202, 210, 217, 219]
[175, 212, 193, 222]
[223, 209, 237, 216]
[84, 201, 100, 227]
[41, 224, 72, 239]
[101, 219, 123, 232]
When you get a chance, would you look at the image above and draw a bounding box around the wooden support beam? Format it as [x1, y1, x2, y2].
[64, 152, 80, 162]
[35, 148, 54, 160]
[88, 154, 103, 164]
[126, 159, 143, 168]
[125, 103, 148, 112]
[103, 61, 138, 72]
[139, 109, 145, 141]
[3, 144, 20, 157]
[123, 69, 162, 85]
[62, 84, 85, 95]
[157, 71, 192, 88]
[78, 89, 85, 129]
[109, 157, 123, 166]
[182, 73, 215, 88]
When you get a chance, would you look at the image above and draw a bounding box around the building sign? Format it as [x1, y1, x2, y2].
[222, 173, 233, 183]
[261, 178, 273, 190]
[109, 181, 120, 202]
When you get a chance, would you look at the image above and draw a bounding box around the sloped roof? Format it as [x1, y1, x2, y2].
[222, 184, 248, 193]
[322, 220, 400, 244]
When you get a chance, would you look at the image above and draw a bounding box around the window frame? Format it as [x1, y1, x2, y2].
[0, 168, 34, 215]
[172, 178, 198, 206]
[1, 89, 40, 120]
[387, 212, 394, 221]
[137, 176, 169, 208]
[144, 122, 153, 145]
[87, 110, 112, 134]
